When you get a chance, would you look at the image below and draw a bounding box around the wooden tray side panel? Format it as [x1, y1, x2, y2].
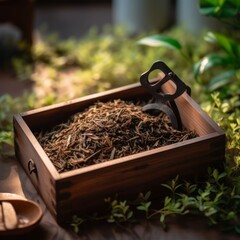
[161, 82, 224, 136]
[56, 134, 225, 222]
[13, 114, 58, 217]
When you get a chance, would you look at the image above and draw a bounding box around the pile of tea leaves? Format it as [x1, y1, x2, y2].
[36, 99, 198, 173]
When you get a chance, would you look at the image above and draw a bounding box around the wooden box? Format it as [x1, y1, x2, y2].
[13, 81, 225, 223]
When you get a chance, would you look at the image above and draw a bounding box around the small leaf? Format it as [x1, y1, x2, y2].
[0, 131, 13, 145]
[137, 205, 146, 211]
[227, 211, 236, 220]
[112, 200, 117, 206]
[194, 53, 232, 78]
[160, 214, 165, 224]
[137, 35, 182, 50]
[213, 169, 219, 181]
[207, 70, 236, 91]
[218, 172, 227, 180]
[145, 191, 151, 201]
[204, 32, 240, 59]
[137, 201, 151, 212]
[145, 201, 151, 209]
[107, 218, 115, 223]
[113, 213, 124, 218]
[164, 196, 172, 206]
[199, 0, 240, 17]
[127, 211, 133, 219]
[161, 183, 174, 192]
[234, 226, 240, 234]
[199, 7, 219, 16]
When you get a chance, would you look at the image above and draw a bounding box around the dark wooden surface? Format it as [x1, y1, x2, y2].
[0, 156, 239, 240]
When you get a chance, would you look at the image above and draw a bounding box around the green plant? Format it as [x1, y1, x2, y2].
[105, 198, 134, 223]
[135, 191, 152, 219]
[0, 94, 36, 156]
[202, 92, 240, 166]
[199, 0, 240, 28]
[194, 31, 240, 92]
[70, 215, 86, 234]
[11, 57, 33, 81]
[12, 27, 165, 104]
[12, 26, 210, 104]
[137, 30, 216, 103]
[194, 0, 240, 92]
[137, 34, 188, 62]
[138, 0, 240, 94]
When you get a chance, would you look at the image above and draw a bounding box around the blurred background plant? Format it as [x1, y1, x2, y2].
[139, 0, 240, 99]
[194, 0, 240, 97]
[137, 0, 240, 169]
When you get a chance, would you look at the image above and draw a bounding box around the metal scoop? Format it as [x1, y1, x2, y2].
[140, 61, 191, 130]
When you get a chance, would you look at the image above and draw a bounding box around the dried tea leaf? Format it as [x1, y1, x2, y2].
[36, 99, 197, 172]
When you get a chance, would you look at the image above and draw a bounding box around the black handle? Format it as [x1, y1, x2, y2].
[140, 61, 190, 103]
[140, 61, 191, 130]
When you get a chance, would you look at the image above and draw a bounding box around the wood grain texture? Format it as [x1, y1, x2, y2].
[13, 80, 225, 223]
[161, 82, 224, 135]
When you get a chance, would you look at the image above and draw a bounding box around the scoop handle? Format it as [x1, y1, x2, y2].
[1, 201, 18, 230]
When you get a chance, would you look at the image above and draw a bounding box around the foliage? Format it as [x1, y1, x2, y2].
[138, 0, 240, 94]
[137, 35, 182, 50]
[70, 215, 86, 234]
[104, 198, 134, 223]
[202, 92, 240, 166]
[196, 0, 240, 92]
[71, 166, 240, 234]
[194, 31, 240, 92]
[199, 0, 240, 28]
[17, 27, 164, 104]
[0, 94, 35, 156]
[1, 26, 202, 156]
[13, 26, 209, 103]
[139, 30, 240, 93]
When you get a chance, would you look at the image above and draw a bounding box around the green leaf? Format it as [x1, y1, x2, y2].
[199, 0, 240, 17]
[137, 35, 182, 50]
[219, 8, 239, 18]
[160, 214, 165, 224]
[161, 183, 173, 191]
[0, 131, 13, 145]
[199, 6, 218, 16]
[204, 32, 240, 59]
[213, 169, 219, 181]
[234, 225, 240, 234]
[207, 70, 236, 91]
[127, 211, 133, 219]
[218, 172, 227, 180]
[137, 205, 146, 211]
[194, 53, 232, 78]
[164, 196, 172, 206]
[199, 0, 224, 16]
